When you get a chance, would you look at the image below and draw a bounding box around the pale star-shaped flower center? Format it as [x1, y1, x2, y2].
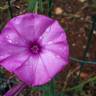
[29, 42, 42, 54]
[31, 44, 40, 54]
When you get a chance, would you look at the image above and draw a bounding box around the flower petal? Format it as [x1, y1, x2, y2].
[1, 22, 28, 46]
[14, 56, 38, 85]
[45, 42, 69, 59]
[0, 35, 27, 62]
[0, 52, 29, 72]
[32, 56, 52, 86]
[40, 21, 67, 45]
[14, 55, 52, 86]
[40, 50, 68, 78]
[9, 13, 54, 41]
[15, 50, 67, 85]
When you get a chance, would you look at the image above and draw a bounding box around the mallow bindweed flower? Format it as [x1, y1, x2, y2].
[0, 13, 69, 95]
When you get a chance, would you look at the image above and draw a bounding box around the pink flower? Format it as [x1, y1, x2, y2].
[0, 13, 69, 86]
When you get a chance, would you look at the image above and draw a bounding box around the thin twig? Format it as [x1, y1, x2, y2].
[79, 16, 96, 74]
[63, 66, 80, 89]
[7, 0, 13, 18]
[70, 57, 96, 64]
[63, 76, 96, 92]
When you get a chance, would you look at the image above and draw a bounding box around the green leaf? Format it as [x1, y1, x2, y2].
[38, 0, 44, 13]
[27, 0, 37, 12]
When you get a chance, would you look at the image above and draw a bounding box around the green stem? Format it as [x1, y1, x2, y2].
[80, 16, 95, 69]
[70, 57, 96, 64]
[48, 0, 52, 17]
[63, 76, 96, 92]
[39, 0, 44, 13]
[49, 80, 55, 96]
[7, 0, 13, 18]
[34, 1, 38, 13]
[78, 16, 96, 80]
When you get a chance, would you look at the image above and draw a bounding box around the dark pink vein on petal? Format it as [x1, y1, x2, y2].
[39, 54, 51, 80]
[14, 54, 31, 71]
[0, 52, 22, 63]
[9, 22, 29, 45]
[32, 56, 39, 84]
[44, 41, 67, 46]
[38, 20, 55, 41]
[44, 48, 68, 62]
